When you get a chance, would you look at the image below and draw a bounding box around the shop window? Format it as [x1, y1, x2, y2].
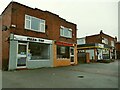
[86, 49, 95, 60]
[60, 26, 72, 38]
[25, 15, 45, 33]
[28, 42, 50, 60]
[18, 44, 26, 55]
[102, 49, 110, 59]
[57, 45, 70, 59]
[102, 49, 109, 54]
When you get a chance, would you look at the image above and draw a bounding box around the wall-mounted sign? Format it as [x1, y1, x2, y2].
[78, 50, 85, 53]
[98, 44, 104, 48]
[102, 49, 109, 54]
[56, 41, 74, 47]
[12, 34, 52, 44]
[27, 37, 45, 42]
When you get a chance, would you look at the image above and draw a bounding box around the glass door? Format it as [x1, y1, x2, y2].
[70, 47, 74, 64]
[17, 43, 27, 68]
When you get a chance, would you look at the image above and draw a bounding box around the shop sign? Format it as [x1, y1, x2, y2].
[56, 41, 74, 46]
[78, 50, 85, 53]
[13, 34, 52, 44]
[27, 37, 44, 42]
[102, 49, 109, 54]
[98, 44, 104, 48]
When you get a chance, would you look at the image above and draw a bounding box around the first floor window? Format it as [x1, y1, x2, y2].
[25, 14, 45, 33]
[60, 26, 72, 38]
[102, 38, 108, 44]
[57, 45, 70, 59]
[28, 42, 50, 60]
[31, 17, 40, 30]
[25, 20, 31, 29]
[111, 41, 114, 47]
[40, 20, 45, 32]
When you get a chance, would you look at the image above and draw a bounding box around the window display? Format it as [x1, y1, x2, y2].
[29, 42, 50, 60]
[57, 45, 70, 59]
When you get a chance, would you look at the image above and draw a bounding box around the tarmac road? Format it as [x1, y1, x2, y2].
[2, 60, 119, 88]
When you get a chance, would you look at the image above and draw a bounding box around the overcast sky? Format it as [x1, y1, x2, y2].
[0, 0, 119, 40]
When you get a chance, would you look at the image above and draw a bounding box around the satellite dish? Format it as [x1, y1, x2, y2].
[2, 25, 8, 31]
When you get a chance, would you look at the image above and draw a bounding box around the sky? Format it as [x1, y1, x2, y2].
[0, 0, 119, 40]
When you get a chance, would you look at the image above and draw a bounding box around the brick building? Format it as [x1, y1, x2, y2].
[77, 30, 117, 62]
[116, 42, 120, 59]
[1, 1, 77, 70]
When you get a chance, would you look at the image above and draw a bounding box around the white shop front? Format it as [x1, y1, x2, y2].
[9, 34, 53, 70]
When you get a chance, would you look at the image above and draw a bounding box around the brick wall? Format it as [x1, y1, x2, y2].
[2, 3, 12, 70]
[116, 42, 120, 51]
[86, 34, 101, 44]
[45, 11, 76, 43]
[86, 32, 116, 47]
[10, 2, 77, 43]
[10, 2, 48, 39]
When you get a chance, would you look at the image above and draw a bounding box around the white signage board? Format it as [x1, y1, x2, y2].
[13, 34, 52, 44]
[98, 44, 104, 48]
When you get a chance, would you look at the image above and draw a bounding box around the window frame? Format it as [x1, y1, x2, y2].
[28, 42, 50, 61]
[60, 26, 72, 38]
[57, 45, 70, 60]
[104, 38, 108, 44]
[25, 14, 45, 33]
[102, 37, 108, 45]
[111, 40, 114, 47]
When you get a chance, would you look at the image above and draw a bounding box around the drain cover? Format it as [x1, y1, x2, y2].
[78, 75, 84, 78]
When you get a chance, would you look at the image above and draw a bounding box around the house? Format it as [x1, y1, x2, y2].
[116, 42, 120, 59]
[1, 1, 77, 70]
[77, 30, 117, 62]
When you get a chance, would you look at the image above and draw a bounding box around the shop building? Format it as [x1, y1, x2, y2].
[77, 30, 117, 62]
[1, 1, 77, 70]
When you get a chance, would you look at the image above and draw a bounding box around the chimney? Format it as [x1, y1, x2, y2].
[115, 36, 117, 42]
[100, 30, 103, 34]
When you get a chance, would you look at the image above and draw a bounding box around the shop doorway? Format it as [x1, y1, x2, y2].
[17, 43, 27, 68]
[70, 47, 74, 64]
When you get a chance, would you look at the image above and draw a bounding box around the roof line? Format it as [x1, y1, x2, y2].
[1, 1, 76, 26]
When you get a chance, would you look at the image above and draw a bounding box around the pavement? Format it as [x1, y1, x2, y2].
[2, 60, 119, 88]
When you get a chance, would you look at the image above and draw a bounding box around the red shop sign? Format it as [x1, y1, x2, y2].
[56, 41, 74, 46]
